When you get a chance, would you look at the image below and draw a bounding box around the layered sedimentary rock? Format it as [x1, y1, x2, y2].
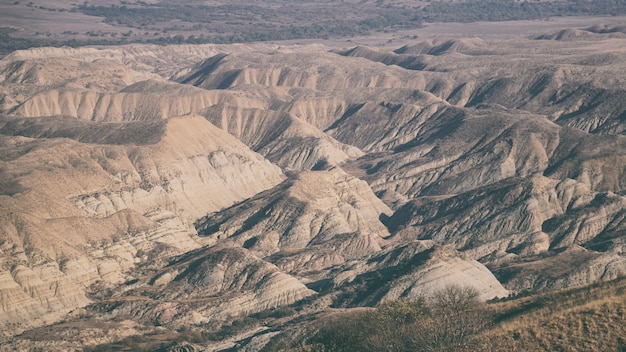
[196, 167, 391, 274]
[0, 112, 285, 333]
[203, 105, 363, 170]
[1, 28, 626, 349]
[328, 241, 509, 305]
[94, 244, 315, 327]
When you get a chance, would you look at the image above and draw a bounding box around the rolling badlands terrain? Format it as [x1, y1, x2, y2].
[1, 24, 626, 350]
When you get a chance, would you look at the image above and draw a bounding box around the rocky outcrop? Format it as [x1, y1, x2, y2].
[173, 50, 433, 91]
[492, 246, 626, 291]
[0, 207, 207, 334]
[2, 35, 626, 348]
[386, 175, 591, 252]
[203, 105, 363, 170]
[0, 58, 155, 91]
[379, 245, 509, 301]
[384, 173, 626, 291]
[96, 244, 315, 327]
[328, 242, 508, 306]
[169, 245, 314, 319]
[10, 81, 270, 122]
[0, 114, 285, 333]
[68, 115, 285, 222]
[196, 168, 391, 274]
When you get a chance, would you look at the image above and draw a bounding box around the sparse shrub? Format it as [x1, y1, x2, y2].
[427, 286, 490, 351]
[303, 286, 488, 352]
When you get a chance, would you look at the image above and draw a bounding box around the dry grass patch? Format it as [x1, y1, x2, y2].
[481, 277, 626, 351]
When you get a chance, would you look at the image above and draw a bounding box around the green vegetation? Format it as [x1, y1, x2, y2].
[0, 28, 44, 57]
[92, 0, 626, 44]
[4, 0, 626, 55]
[76, 0, 626, 45]
[77, 3, 425, 44]
[420, 0, 626, 23]
[0, 26, 135, 57]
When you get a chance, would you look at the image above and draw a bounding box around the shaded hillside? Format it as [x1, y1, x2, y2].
[1, 28, 626, 351]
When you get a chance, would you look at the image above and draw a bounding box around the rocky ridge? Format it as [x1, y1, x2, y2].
[1, 29, 626, 350]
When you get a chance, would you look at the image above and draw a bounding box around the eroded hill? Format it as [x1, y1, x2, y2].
[1, 26, 626, 350]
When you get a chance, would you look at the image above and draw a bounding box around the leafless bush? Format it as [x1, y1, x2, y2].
[425, 285, 491, 352]
[302, 286, 490, 352]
